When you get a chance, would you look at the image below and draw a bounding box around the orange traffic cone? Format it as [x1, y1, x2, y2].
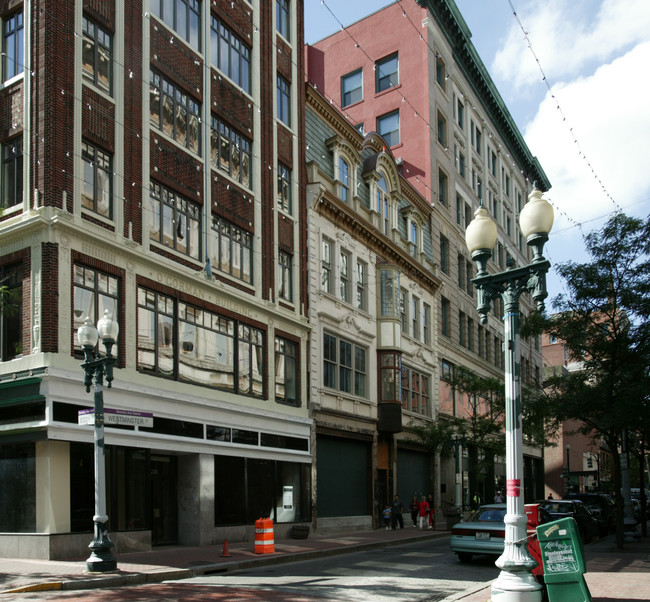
[221, 539, 231, 557]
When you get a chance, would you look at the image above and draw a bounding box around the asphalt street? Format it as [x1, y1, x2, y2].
[9, 538, 497, 602]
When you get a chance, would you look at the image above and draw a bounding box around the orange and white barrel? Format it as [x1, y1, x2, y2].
[254, 517, 275, 554]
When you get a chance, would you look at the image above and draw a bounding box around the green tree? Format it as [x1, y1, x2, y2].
[526, 213, 650, 549]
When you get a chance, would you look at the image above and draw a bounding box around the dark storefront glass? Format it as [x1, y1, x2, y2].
[0, 442, 35, 532]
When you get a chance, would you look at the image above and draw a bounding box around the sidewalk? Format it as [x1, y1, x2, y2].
[1, 526, 649, 600]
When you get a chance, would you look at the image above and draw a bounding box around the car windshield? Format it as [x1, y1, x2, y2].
[471, 507, 506, 522]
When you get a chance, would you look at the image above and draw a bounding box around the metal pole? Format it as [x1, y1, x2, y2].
[491, 290, 541, 602]
[86, 361, 117, 572]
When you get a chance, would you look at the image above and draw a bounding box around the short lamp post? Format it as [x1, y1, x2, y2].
[77, 309, 119, 573]
[465, 187, 553, 602]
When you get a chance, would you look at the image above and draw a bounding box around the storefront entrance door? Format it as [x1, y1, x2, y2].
[151, 454, 178, 545]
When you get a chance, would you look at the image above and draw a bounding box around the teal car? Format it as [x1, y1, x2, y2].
[450, 503, 507, 562]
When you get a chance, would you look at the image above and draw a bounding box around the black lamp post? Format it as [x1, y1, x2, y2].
[465, 187, 554, 602]
[77, 309, 119, 573]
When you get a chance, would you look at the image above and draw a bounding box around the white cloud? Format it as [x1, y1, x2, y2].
[523, 41, 650, 296]
[493, 0, 650, 90]
[525, 41, 650, 225]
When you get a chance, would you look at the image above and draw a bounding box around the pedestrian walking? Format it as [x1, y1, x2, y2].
[382, 504, 392, 530]
[409, 495, 418, 527]
[427, 494, 435, 529]
[391, 495, 404, 530]
[494, 491, 504, 503]
[417, 496, 430, 530]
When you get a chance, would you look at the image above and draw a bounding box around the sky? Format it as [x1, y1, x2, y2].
[305, 0, 650, 302]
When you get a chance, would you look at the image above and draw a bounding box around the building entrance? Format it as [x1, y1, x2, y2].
[151, 454, 178, 546]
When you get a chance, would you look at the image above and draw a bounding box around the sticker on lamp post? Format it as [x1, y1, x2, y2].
[78, 408, 154, 427]
[506, 478, 521, 497]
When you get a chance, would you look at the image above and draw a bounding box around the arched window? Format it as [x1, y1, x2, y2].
[376, 175, 389, 234]
[338, 157, 350, 202]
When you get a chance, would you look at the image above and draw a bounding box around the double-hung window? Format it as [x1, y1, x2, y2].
[278, 250, 292, 302]
[411, 296, 420, 340]
[82, 17, 112, 94]
[377, 110, 399, 147]
[341, 69, 362, 107]
[376, 175, 389, 234]
[401, 366, 429, 415]
[1, 137, 22, 209]
[277, 75, 291, 126]
[338, 157, 350, 202]
[340, 250, 351, 303]
[210, 216, 252, 283]
[210, 17, 251, 94]
[150, 0, 200, 49]
[150, 71, 200, 154]
[321, 239, 332, 293]
[81, 141, 112, 219]
[356, 260, 367, 311]
[376, 53, 398, 92]
[277, 163, 291, 212]
[73, 265, 119, 358]
[2, 10, 23, 82]
[275, 336, 298, 404]
[276, 0, 290, 40]
[210, 117, 251, 188]
[150, 182, 201, 259]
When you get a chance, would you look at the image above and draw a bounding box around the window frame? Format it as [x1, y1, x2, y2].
[150, 0, 200, 49]
[277, 163, 291, 213]
[81, 17, 112, 94]
[275, 336, 298, 405]
[341, 68, 363, 107]
[2, 9, 23, 82]
[276, 0, 290, 40]
[81, 141, 113, 219]
[73, 264, 120, 358]
[377, 110, 400, 147]
[356, 260, 367, 311]
[321, 238, 332, 293]
[338, 156, 350, 202]
[210, 16, 251, 94]
[149, 181, 202, 260]
[323, 332, 367, 397]
[277, 75, 291, 126]
[150, 71, 201, 155]
[210, 117, 252, 188]
[1, 136, 23, 209]
[278, 250, 293, 302]
[210, 215, 253, 284]
[0, 263, 23, 361]
[137, 286, 265, 397]
[340, 249, 351, 303]
[376, 53, 398, 93]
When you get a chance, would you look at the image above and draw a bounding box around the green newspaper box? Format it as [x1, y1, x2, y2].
[536, 517, 591, 602]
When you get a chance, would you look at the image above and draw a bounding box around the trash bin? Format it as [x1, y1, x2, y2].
[446, 510, 462, 530]
[536, 517, 591, 602]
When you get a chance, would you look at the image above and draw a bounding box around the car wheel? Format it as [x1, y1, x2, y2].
[458, 552, 473, 562]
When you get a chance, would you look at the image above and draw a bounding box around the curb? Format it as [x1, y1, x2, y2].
[1, 531, 447, 594]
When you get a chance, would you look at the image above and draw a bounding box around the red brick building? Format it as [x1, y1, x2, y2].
[0, 0, 311, 559]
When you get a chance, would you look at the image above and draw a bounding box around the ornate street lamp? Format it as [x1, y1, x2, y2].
[465, 186, 553, 602]
[78, 309, 119, 573]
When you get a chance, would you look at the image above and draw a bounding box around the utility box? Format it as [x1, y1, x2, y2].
[536, 517, 591, 602]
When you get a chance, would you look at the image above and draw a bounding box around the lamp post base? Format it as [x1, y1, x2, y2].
[491, 569, 542, 602]
[86, 518, 117, 573]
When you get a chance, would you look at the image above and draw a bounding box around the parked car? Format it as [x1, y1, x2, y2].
[566, 493, 615, 536]
[450, 503, 553, 563]
[537, 499, 599, 543]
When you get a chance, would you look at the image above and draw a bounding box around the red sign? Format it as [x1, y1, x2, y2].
[506, 478, 521, 497]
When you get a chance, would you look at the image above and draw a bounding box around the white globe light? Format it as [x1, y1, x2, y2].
[520, 188, 554, 239]
[465, 206, 498, 254]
